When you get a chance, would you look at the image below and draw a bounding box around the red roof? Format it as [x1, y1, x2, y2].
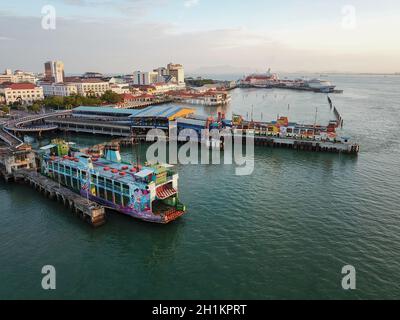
[139, 94, 155, 98]
[121, 93, 155, 101]
[121, 93, 136, 100]
[4, 83, 37, 90]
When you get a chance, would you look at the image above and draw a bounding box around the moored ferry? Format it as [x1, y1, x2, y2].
[40, 140, 186, 224]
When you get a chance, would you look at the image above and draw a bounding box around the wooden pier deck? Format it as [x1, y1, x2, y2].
[251, 136, 359, 154]
[12, 169, 106, 227]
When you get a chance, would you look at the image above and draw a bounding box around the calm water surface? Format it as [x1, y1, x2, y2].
[1, 74, 400, 299]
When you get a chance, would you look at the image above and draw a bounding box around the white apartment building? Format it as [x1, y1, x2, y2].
[133, 71, 159, 85]
[41, 82, 78, 97]
[153, 67, 169, 83]
[0, 83, 44, 105]
[109, 83, 130, 94]
[152, 82, 185, 93]
[0, 69, 37, 84]
[13, 70, 36, 83]
[167, 63, 185, 84]
[67, 79, 110, 97]
[0, 70, 13, 84]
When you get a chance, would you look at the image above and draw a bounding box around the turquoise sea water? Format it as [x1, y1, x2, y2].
[1, 74, 400, 299]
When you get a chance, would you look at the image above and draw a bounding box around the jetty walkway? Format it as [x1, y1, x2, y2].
[13, 169, 106, 227]
[0, 129, 24, 148]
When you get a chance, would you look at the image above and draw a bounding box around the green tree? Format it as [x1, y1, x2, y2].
[84, 95, 102, 106]
[28, 102, 41, 113]
[1, 105, 10, 114]
[101, 90, 122, 104]
[40, 93, 107, 110]
[42, 96, 64, 109]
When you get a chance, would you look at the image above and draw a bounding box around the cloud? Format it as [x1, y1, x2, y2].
[60, 0, 170, 16]
[0, 12, 399, 74]
[63, 0, 87, 5]
[184, 0, 199, 8]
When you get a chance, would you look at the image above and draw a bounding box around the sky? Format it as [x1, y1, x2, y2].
[0, 0, 400, 74]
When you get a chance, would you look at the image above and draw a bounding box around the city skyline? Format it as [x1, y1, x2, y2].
[1, 0, 400, 74]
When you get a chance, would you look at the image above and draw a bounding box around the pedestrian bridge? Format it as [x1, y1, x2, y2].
[0, 129, 24, 148]
[0, 110, 72, 148]
[4, 110, 72, 133]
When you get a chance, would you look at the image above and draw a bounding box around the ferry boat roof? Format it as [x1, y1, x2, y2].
[48, 152, 169, 187]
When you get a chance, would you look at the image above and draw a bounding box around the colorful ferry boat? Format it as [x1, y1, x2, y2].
[40, 140, 186, 224]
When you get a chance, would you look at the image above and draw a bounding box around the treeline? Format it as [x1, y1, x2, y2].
[1, 90, 123, 114]
[42, 90, 122, 110]
[185, 78, 216, 87]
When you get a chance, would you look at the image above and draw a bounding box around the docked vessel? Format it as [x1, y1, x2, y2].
[239, 68, 279, 87]
[304, 79, 336, 93]
[238, 69, 340, 93]
[40, 140, 186, 224]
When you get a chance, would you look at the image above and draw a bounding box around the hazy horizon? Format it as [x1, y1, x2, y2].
[1, 0, 400, 74]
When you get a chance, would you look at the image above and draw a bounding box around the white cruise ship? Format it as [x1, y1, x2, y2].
[305, 79, 336, 93]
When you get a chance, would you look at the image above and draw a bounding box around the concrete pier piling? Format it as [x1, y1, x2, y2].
[12, 169, 106, 227]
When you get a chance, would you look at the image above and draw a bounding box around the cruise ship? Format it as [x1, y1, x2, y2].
[40, 140, 186, 224]
[304, 79, 336, 93]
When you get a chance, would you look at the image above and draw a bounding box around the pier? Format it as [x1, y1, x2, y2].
[43, 116, 360, 155]
[12, 169, 106, 227]
[270, 84, 344, 94]
[0, 133, 106, 227]
[250, 136, 359, 154]
[45, 117, 133, 137]
[2, 103, 360, 155]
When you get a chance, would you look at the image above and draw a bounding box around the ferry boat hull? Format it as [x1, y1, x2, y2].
[81, 190, 185, 224]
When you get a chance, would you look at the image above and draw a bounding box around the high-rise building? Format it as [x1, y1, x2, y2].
[167, 63, 185, 84]
[44, 61, 65, 83]
[44, 61, 53, 80]
[53, 61, 65, 83]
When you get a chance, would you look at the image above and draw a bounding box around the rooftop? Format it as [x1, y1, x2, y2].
[1, 83, 38, 90]
[73, 106, 140, 116]
[65, 77, 107, 84]
[72, 105, 194, 120]
[52, 153, 156, 188]
[176, 117, 207, 127]
[129, 105, 194, 120]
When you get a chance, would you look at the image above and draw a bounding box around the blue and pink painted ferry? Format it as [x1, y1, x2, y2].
[40, 140, 186, 224]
